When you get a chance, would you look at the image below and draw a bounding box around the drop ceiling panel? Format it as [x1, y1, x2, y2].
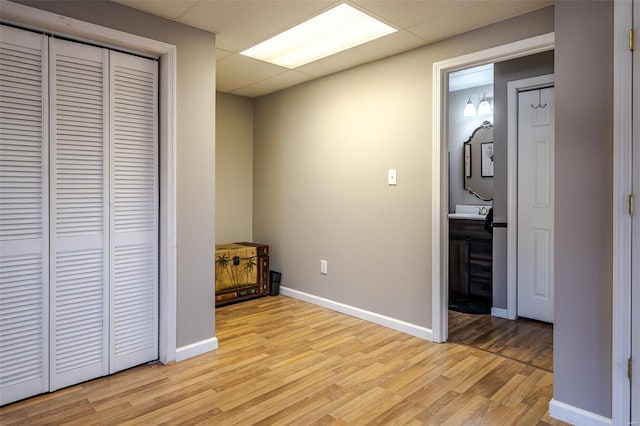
[216, 53, 287, 93]
[110, 0, 554, 98]
[453, 1, 553, 28]
[231, 70, 316, 98]
[112, 0, 198, 19]
[177, 0, 335, 51]
[216, 48, 232, 61]
[353, 0, 462, 29]
[407, 1, 551, 44]
[296, 29, 426, 77]
[407, 15, 480, 45]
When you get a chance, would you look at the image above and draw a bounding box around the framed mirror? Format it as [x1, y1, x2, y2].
[463, 121, 493, 201]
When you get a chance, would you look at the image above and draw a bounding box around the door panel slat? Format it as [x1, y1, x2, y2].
[0, 25, 48, 405]
[49, 38, 109, 391]
[109, 51, 158, 373]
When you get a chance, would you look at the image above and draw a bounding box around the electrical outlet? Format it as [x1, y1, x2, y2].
[320, 260, 328, 275]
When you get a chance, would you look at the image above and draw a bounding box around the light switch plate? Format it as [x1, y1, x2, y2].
[388, 169, 397, 185]
[320, 260, 328, 275]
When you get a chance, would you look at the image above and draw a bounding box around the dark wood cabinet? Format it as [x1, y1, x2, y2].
[468, 239, 492, 298]
[449, 219, 492, 298]
[449, 238, 469, 295]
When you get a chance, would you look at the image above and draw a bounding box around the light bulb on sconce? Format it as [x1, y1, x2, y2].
[463, 93, 493, 117]
[463, 98, 476, 117]
[478, 93, 492, 115]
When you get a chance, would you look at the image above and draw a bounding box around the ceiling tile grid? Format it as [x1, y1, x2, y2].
[112, 0, 553, 98]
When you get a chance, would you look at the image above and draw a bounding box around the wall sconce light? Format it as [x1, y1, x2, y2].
[463, 93, 493, 117]
[478, 93, 492, 115]
[463, 98, 476, 117]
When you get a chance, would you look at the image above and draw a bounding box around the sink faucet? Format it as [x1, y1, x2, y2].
[478, 206, 488, 215]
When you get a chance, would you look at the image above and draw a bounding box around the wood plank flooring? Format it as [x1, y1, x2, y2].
[1, 296, 565, 425]
[448, 310, 554, 372]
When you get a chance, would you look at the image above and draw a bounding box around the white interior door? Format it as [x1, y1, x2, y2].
[0, 25, 49, 405]
[109, 51, 158, 373]
[49, 38, 109, 391]
[517, 87, 555, 323]
[632, 0, 639, 420]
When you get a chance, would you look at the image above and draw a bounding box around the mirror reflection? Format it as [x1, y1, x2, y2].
[463, 121, 493, 201]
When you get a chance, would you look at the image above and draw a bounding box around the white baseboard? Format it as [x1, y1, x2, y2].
[175, 337, 218, 362]
[491, 307, 509, 319]
[549, 399, 612, 426]
[279, 286, 433, 341]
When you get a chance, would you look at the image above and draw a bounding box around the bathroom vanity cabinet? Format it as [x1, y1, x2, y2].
[449, 219, 492, 298]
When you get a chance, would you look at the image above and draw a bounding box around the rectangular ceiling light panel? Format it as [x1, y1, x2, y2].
[240, 3, 397, 69]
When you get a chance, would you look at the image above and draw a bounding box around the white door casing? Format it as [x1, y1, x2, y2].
[0, 25, 49, 405]
[516, 87, 555, 323]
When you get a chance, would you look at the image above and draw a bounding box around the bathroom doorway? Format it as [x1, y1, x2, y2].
[446, 65, 494, 317]
[431, 34, 555, 343]
[447, 61, 553, 371]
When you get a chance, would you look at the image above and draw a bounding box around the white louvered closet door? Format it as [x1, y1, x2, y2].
[49, 38, 109, 391]
[0, 25, 49, 406]
[109, 51, 158, 373]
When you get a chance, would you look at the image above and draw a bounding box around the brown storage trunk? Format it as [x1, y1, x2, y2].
[215, 242, 270, 306]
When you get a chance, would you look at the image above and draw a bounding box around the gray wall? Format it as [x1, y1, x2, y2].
[253, 7, 554, 329]
[554, 0, 613, 417]
[9, 0, 615, 418]
[448, 84, 494, 212]
[20, 1, 217, 348]
[216, 92, 254, 244]
[492, 51, 554, 309]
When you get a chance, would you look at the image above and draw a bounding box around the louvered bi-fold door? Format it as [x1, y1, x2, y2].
[0, 25, 49, 406]
[49, 38, 109, 391]
[109, 51, 158, 373]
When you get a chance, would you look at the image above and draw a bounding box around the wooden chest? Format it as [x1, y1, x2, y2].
[215, 242, 270, 306]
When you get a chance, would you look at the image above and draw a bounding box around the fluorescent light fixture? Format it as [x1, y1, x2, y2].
[240, 3, 397, 69]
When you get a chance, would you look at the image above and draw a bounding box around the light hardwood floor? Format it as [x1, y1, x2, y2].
[1, 296, 565, 425]
[448, 310, 554, 372]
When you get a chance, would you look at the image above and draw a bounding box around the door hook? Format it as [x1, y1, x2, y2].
[531, 90, 547, 109]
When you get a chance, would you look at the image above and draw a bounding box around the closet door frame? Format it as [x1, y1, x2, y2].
[0, 1, 178, 364]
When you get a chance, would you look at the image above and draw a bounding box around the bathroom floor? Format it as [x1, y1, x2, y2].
[448, 309, 554, 372]
[448, 293, 491, 314]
